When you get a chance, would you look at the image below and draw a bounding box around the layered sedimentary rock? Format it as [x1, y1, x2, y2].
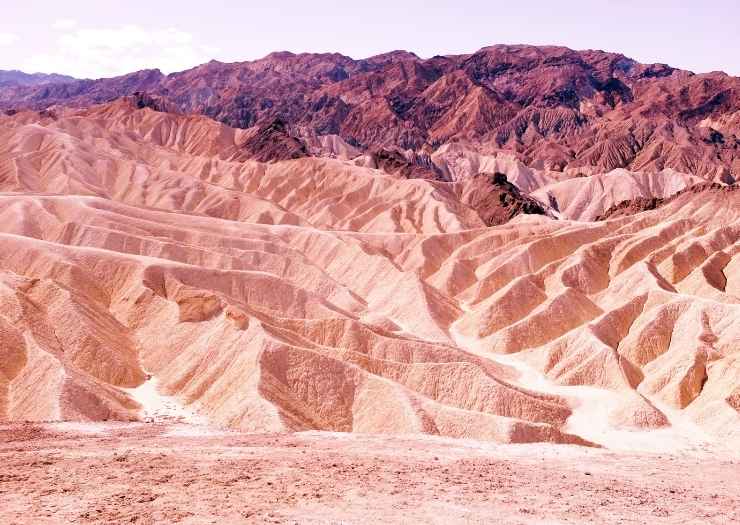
[1, 45, 738, 182]
[0, 102, 737, 449]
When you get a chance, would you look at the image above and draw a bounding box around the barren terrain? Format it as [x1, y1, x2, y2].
[0, 50, 738, 523]
[1, 101, 738, 448]
[2, 422, 738, 525]
[2, 45, 739, 182]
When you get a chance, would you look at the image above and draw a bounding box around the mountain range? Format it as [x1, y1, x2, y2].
[0, 69, 76, 87]
[1, 44, 738, 182]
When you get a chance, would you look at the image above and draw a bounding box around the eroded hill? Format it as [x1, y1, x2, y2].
[0, 102, 738, 450]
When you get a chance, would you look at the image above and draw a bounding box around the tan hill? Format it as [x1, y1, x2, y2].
[530, 168, 706, 220]
[0, 102, 738, 451]
[596, 182, 738, 220]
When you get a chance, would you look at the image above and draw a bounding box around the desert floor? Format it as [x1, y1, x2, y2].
[1, 422, 738, 525]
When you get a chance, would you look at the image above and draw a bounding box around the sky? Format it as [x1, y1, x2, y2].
[0, 1, 738, 79]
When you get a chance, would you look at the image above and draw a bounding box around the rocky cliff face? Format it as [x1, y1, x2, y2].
[458, 173, 550, 226]
[238, 118, 309, 162]
[1, 45, 738, 181]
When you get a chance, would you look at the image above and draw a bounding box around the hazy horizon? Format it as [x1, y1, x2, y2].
[1, 0, 739, 79]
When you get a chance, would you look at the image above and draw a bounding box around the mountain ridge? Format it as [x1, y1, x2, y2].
[1, 44, 738, 181]
[0, 69, 76, 87]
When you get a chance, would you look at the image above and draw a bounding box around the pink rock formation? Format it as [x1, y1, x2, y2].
[0, 101, 737, 450]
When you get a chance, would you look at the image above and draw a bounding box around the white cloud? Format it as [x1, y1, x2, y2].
[52, 19, 78, 30]
[0, 32, 18, 46]
[23, 25, 218, 79]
